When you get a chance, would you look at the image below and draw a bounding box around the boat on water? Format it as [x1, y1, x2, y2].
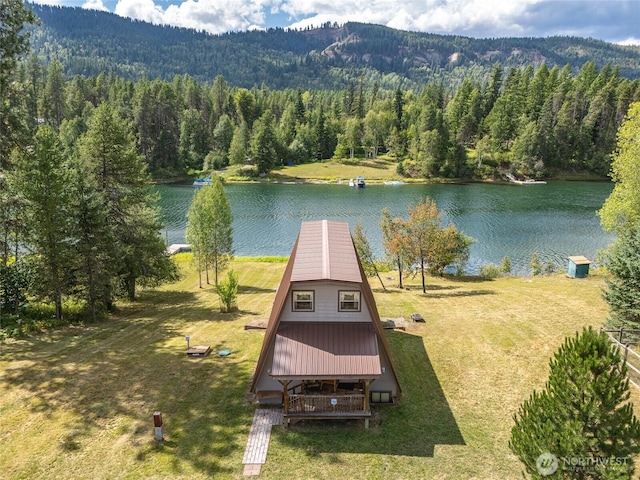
[354, 175, 366, 188]
[193, 177, 213, 186]
[506, 173, 546, 185]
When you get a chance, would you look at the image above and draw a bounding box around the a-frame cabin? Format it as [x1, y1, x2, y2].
[250, 220, 401, 427]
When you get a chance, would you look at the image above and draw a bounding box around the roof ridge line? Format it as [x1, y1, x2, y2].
[322, 219, 330, 278]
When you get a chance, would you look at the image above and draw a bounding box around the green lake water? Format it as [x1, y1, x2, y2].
[156, 181, 615, 275]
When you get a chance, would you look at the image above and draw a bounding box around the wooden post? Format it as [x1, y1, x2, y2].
[364, 379, 370, 413]
[282, 380, 289, 414]
[153, 411, 163, 441]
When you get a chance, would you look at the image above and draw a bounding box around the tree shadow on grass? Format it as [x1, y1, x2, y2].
[425, 289, 495, 299]
[1, 289, 256, 477]
[275, 330, 465, 458]
[390, 282, 495, 299]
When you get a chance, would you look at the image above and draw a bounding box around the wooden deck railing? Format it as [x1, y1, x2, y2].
[287, 394, 366, 414]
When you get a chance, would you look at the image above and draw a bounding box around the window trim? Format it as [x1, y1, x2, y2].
[291, 290, 315, 312]
[338, 290, 361, 312]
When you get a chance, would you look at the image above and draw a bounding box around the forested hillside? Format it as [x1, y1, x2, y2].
[3, 1, 640, 327]
[29, 4, 640, 90]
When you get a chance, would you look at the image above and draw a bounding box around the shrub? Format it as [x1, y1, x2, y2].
[479, 263, 502, 279]
[530, 252, 542, 276]
[501, 256, 512, 274]
[216, 269, 239, 313]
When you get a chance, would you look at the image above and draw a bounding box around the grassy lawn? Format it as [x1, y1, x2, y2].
[226, 157, 404, 184]
[1, 256, 637, 479]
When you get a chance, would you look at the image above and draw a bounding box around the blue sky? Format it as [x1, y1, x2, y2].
[32, 0, 640, 45]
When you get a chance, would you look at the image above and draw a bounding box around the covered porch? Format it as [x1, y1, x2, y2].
[279, 378, 373, 426]
[270, 322, 381, 428]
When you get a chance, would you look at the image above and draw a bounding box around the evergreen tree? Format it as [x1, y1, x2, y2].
[531, 252, 542, 276]
[179, 107, 209, 170]
[250, 110, 278, 173]
[602, 225, 640, 328]
[510, 327, 640, 479]
[234, 88, 257, 127]
[314, 104, 332, 160]
[66, 154, 111, 321]
[0, 0, 38, 168]
[79, 103, 175, 305]
[41, 59, 67, 130]
[229, 122, 249, 166]
[10, 125, 71, 319]
[211, 114, 234, 163]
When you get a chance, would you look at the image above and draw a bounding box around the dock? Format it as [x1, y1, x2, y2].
[167, 244, 191, 255]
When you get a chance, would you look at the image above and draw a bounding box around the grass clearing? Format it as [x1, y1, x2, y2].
[225, 158, 404, 184]
[1, 258, 637, 479]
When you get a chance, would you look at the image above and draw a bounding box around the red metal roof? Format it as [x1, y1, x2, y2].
[270, 323, 381, 379]
[290, 220, 362, 283]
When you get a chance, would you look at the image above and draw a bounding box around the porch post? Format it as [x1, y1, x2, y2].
[282, 380, 290, 414]
[364, 379, 370, 413]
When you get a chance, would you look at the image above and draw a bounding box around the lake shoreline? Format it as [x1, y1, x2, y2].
[154, 158, 610, 186]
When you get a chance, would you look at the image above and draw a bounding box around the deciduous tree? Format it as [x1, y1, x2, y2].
[185, 176, 233, 287]
[352, 222, 385, 290]
[380, 208, 411, 289]
[598, 102, 640, 233]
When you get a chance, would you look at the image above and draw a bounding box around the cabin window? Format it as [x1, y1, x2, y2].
[339, 291, 361, 312]
[370, 391, 392, 403]
[292, 291, 314, 311]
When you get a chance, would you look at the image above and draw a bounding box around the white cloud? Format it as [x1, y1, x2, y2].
[31, 0, 640, 43]
[617, 37, 640, 46]
[113, 0, 278, 33]
[282, 0, 535, 37]
[83, 0, 109, 11]
[115, 0, 165, 25]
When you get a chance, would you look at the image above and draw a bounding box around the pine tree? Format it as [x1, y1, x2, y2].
[229, 122, 249, 166]
[41, 59, 67, 130]
[250, 110, 278, 173]
[10, 126, 71, 319]
[510, 327, 640, 479]
[602, 225, 640, 328]
[79, 103, 175, 305]
[67, 154, 111, 321]
[0, 0, 38, 168]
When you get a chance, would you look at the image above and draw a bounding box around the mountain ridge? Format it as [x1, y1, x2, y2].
[28, 4, 640, 89]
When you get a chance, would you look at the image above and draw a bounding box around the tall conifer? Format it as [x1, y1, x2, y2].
[510, 327, 640, 479]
